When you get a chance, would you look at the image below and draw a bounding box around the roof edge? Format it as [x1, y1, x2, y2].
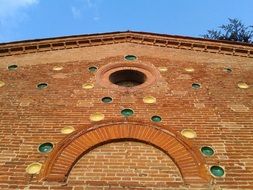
[0, 30, 253, 59]
[130, 31, 253, 48]
[1, 30, 253, 48]
[0, 31, 128, 45]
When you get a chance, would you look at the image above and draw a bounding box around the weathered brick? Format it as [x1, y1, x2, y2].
[0, 31, 252, 190]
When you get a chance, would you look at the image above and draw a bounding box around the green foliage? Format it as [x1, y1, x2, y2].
[203, 18, 253, 43]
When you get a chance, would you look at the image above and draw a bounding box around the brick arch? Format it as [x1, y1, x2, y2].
[41, 122, 210, 183]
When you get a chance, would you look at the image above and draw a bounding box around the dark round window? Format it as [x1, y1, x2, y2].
[121, 108, 134, 117]
[210, 166, 225, 177]
[224, 67, 232, 73]
[151, 115, 162, 122]
[192, 83, 201, 89]
[8, 65, 18, 71]
[109, 70, 146, 87]
[102, 97, 112, 103]
[37, 83, 48, 89]
[125, 55, 137, 61]
[88, 66, 97, 73]
[38, 142, 53, 153]
[201, 146, 214, 156]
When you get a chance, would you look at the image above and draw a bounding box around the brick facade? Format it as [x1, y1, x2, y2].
[68, 141, 184, 189]
[0, 31, 253, 189]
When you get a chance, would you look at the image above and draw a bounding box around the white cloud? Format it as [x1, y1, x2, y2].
[0, 0, 39, 42]
[93, 16, 100, 21]
[0, 0, 38, 23]
[71, 0, 101, 21]
[85, 0, 92, 7]
[86, 0, 102, 22]
[71, 6, 82, 19]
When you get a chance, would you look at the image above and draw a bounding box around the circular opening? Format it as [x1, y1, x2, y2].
[124, 55, 137, 61]
[96, 61, 159, 92]
[53, 66, 63, 71]
[61, 126, 75, 134]
[224, 67, 232, 73]
[237, 82, 249, 89]
[201, 146, 214, 156]
[90, 113, 105, 122]
[0, 81, 5, 88]
[192, 83, 201, 89]
[88, 66, 98, 73]
[143, 96, 156, 104]
[38, 142, 53, 153]
[181, 129, 197, 138]
[121, 108, 134, 117]
[37, 83, 48, 89]
[102, 97, 112, 103]
[151, 115, 162, 122]
[26, 162, 42, 174]
[109, 70, 147, 87]
[210, 166, 225, 177]
[82, 83, 94, 89]
[8, 64, 18, 71]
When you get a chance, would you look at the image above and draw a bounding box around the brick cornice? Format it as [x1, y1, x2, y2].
[0, 31, 253, 58]
[41, 121, 211, 184]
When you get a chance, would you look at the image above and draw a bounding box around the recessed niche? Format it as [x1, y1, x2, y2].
[82, 83, 94, 89]
[121, 108, 134, 117]
[143, 96, 156, 104]
[201, 146, 214, 156]
[151, 115, 162, 122]
[38, 142, 53, 153]
[124, 55, 137, 61]
[0, 81, 5, 88]
[237, 82, 249, 89]
[37, 83, 48, 89]
[192, 83, 201, 89]
[224, 67, 232, 73]
[185, 68, 195, 72]
[53, 66, 63, 71]
[102, 97, 112, 103]
[26, 162, 42, 174]
[158, 67, 168, 72]
[181, 129, 197, 138]
[61, 126, 75, 134]
[88, 66, 98, 73]
[109, 70, 146, 87]
[210, 166, 225, 177]
[8, 64, 18, 71]
[90, 113, 105, 121]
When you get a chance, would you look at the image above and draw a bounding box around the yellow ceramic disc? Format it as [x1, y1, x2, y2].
[61, 126, 75, 134]
[158, 67, 168, 72]
[181, 129, 197, 139]
[143, 96, 156, 104]
[185, 68, 195, 72]
[0, 81, 5, 87]
[53, 66, 63, 71]
[90, 113, 105, 122]
[26, 162, 42, 174]
[237, 82, 249, 89]
[82, 83, 94, 89]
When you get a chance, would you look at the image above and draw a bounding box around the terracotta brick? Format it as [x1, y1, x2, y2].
[0, 31, 253, 189]
[68, 142, 184, 189]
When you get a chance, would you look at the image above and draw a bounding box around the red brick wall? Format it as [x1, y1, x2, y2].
[0, 35, 253, 190]
[68, 141, 183, 189]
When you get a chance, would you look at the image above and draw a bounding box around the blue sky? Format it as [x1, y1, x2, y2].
[0, 0, 252, 43]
